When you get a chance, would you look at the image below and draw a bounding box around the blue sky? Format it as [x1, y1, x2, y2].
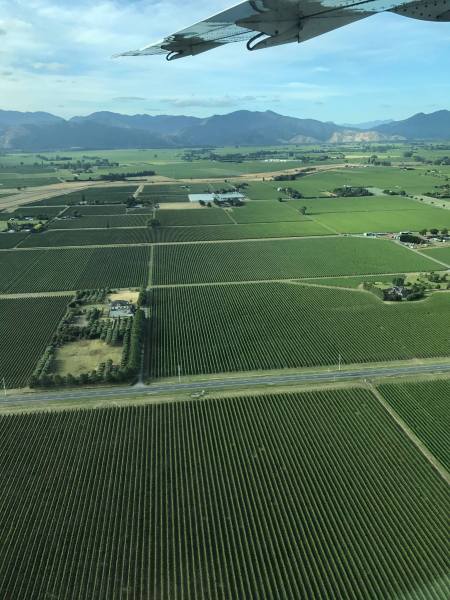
[1, 0, 449, 123]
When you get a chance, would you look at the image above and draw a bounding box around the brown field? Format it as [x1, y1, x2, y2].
[54, 339, 122, 376]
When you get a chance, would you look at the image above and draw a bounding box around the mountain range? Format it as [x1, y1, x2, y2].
[0, 109, 448, 151]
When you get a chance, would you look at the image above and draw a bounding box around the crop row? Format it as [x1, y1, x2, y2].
[0, 246, 150, 293]
[377, 379, 450, 470]
[63, 204, 127, 216]
[49, 214, 148, 229]
[149, 283, 449, 378]
[0, 389, 447, 598]
[0, 296, 70, 388]
[17, 221, 330, 248]
[157, 208, 232, 226]
[28, 186, 138, 206]
[153, 237, 438, 285]
[0, 232, 29, 249]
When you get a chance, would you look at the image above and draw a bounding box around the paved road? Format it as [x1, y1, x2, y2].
[2, 362, 450, 406]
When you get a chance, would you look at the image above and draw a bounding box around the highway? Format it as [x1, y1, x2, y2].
[2, 362, 450, 407]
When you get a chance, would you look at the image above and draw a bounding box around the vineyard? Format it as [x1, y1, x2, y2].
[0, 232, 29, 249]
[0, 246, 150, 292]
[5, 205, 65, 219]
[419, 246, 450, 266]
[140, 184, 190, 203]
[149, 283, 449, 378]
[153, 237, 438, 285]
[287, 195, 418, 214]
[157, 208, 232, 226]
[378, 379, 450, 470]
[231, 201, 305, 223]
[27, 186, 138, 206]
[312, 207, 450, 234]
[0, 296, 70, 388]
[48, 214, 148, 229]
[0, 389, 447, 598]
[63, 204, 127, 215]
[18, 221, 331, 248]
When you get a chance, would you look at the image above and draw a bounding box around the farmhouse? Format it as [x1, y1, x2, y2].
[383, 286, 411, 301]
[110, 300, 135, 318]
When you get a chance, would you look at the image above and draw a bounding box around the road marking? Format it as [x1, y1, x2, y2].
[2, 362, 450, 407]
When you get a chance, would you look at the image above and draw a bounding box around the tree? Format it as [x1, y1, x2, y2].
[441, 227, 448, 235]
[419, 229, 427, 236]
[299, 206, 307, 216]
[149, 218, 160, 228]
[430, 228, 439, 235]
[392, 276, 405, 287]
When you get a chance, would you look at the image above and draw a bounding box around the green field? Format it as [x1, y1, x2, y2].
[312, 207, 450, 234]
[0, 296, 69, 388]
[289, 195, 419, 213]
[157, 208, 232, 226]
[63, 204, 127, 215]
[153, 237, 438, 285]
[231, 201, 306, 223]
[0, 232, 29, 248]
[149, 283, 449, 377]
[419, 245, 450, 266]
[27, 186, 138, 206]
[378, 379, 450, 470]
[0, 247, 150, 292]
[19, 221, 331, 248]
[279, 166, 449, 198]
[0, 174, 60, 188]
[48, 214, 148, 229]
[0, 389, 447, 598]
[1, 205, 65, 219]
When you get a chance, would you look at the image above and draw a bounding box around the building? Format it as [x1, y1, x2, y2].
[110, 300, 135, 318]
[188, 192, 246, 206]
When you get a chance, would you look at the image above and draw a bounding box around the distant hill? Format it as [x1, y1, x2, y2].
[341, 119, 394, 130]
[374, 110, 450, 139]
[0, 108, 448, 151]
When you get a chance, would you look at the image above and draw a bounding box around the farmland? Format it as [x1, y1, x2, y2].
[0, 389, 448, 599]
[157, 207, 232, 226]
[18, 221, 330, 247]
[419, 245, 450, 266]
[0, 247, 150, 293]
[64, 204, 128, 215]
[149, 283, 449, 378]
[3, 205, 65, 219]
[378, 379, 450, 470]
[153, 237, 438, 285]
[27, 186, 138, 206]
[270, 166, 450, 198]
[231, 202, 306, 223]
[311, 206, 450, 234]
[0, 143, 449, 600]
[0, 296, 70, 388]
[48, 214, 148, 229]
[0, 232, 29, 248]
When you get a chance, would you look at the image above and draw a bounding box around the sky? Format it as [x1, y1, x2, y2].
[0, 0, 449, 124]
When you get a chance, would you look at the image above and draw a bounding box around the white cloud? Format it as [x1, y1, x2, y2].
[32, 61, 65, 71]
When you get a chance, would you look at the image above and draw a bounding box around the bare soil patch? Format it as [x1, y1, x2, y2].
[54, 339, 122, 376]
[110, 289, 139, 303]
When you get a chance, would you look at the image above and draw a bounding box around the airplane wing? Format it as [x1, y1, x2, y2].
[115, 0, 428, 61]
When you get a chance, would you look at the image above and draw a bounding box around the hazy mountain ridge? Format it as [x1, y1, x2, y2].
[0, 109, 448, 151]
